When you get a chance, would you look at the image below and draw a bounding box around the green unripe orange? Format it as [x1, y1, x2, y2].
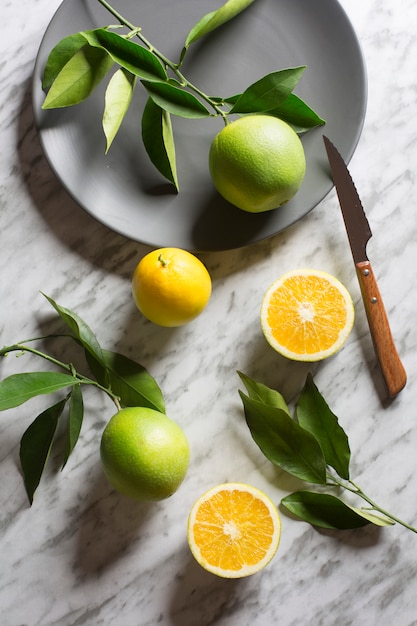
[209, 115, 306, 213]
[100, 407, 190, 501]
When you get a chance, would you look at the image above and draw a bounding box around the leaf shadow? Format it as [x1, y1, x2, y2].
[17, 76, 151, 276]
[167, 543, 253, 626]
[73, 465, 156, 576]
[236, 328, 318, 404]
[312, 521, 383, 547]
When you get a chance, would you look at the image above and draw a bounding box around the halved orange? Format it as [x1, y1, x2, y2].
[260, 268, 355, 362]
[187, 483, 281, 578]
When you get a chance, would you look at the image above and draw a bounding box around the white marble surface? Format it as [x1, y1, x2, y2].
[2, 0, 417, 624]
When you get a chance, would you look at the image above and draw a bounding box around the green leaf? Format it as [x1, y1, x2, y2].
[240, 391, 327, 484]
[141, 98, 179, 189]
[281, 491, 394, 529]
[230, 67, 306, 114]
[184, 0, 256, 48]
[42, 293, 105, 368]
[0, 372, 79, 411]
[296, 374, 350, 480]
[141, 80, 211, 118]
[42, 32, 91, 91]
[19, 398, 67, 504]
[237, 371, 290, 414]
[267, 93, 326, 132]
[42, 44, 114, 108]
[62, 384, 84, 468]
[222, 93, 241, 105]
[103, 68, 137, 152]
[87, 349, 165, 413]
[349, 507, 395, 527]
[82, 29, 167, 81]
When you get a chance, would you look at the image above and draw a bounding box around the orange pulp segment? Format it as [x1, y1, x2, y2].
[187, 483, 281, 578]
[260, 269, 355, 362]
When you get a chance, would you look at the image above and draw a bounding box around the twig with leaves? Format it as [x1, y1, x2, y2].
[41, 0, 325, 190]
[0, 294, 165, 504]
[239, 372, 417, 533]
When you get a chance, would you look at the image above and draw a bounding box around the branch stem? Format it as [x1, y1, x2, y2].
[95, 0, 229, 122]
[1, 342, 121, 409]
[330, 474, 417, 533]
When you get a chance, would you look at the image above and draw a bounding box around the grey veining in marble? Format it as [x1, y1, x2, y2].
[2, 0, 417, 625]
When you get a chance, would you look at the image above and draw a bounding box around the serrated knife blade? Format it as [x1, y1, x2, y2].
[323, 135, 406, 398]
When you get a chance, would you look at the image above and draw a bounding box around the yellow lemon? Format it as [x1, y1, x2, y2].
[132, 247, 212, 327]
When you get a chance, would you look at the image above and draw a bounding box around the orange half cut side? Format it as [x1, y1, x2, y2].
[260, 269, 355, 362]
[187, 483, 281, 578]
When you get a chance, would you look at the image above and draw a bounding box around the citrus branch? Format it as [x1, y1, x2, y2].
[329, 473, 417, 533]
[96, 0, 230, 122]
[1, 340, 122, 410]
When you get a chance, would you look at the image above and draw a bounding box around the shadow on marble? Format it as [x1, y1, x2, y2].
[110, 303, 184, 362]
[165, 521, 382, 626]
[350, 310, 402, 406]
[17, 79, 150, 270]
[237, 330, 316, 403]
[74, 466, 156, 576]
[168, 543, 253, 626]
[312, 523, 383, 548]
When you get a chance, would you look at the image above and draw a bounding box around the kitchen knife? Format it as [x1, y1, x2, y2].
[323, 135, 407, 398]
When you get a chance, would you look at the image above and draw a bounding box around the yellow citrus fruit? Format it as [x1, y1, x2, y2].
[100, 407, 190, 501]
[132, 247, 212, 327]
[187, 483, 281, 578]
[260, 268, 355, 362]
[209, 115, 306, 213]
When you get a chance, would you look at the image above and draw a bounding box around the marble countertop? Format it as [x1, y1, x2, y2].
[2, 0, 417, 624]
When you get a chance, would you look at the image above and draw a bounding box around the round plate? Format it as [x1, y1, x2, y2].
[32, 0, 367, 251]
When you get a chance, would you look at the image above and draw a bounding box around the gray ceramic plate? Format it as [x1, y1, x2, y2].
[32, 0, 367, 251]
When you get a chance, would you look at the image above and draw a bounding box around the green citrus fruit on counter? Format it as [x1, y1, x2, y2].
[100, 407, 190, 501]
[260, 268, 355, 361]
[209, 115, 306, 213]
[132, 247, 212, 327]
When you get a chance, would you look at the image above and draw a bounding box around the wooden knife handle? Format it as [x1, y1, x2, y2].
[356, 260, 407, 397]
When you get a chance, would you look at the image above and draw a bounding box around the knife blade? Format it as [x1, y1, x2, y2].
[323, 135, 407, 398]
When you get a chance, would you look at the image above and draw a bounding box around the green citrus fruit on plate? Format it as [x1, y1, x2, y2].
[132, 247, 212, 327]
[187, 482, 281, 578]
[209, 115, 306, 213]
[260, 268, 355, 361]
[100, 407, 190, 501]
